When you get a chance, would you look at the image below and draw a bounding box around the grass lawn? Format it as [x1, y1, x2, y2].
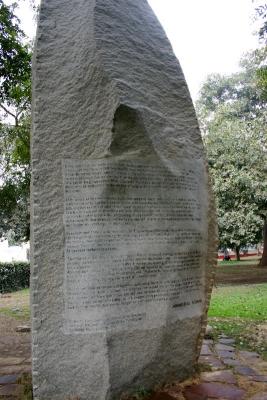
[0, 288, 30, 320]
[1, 281, 267, 359]
[209, 283, 267, 319]
[218, 257, 260, 266]
[208, 283, 267, 359]
[215, 260, 267, 285]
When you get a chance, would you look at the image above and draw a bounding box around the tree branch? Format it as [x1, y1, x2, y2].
[0, 104, 17, 121]
[16, 100, 29, 118]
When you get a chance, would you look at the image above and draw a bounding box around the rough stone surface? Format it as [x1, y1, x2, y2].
[218, 338, 235, 345]
[205, 325, 213, 338]
[31, 1, 216, 399]
[149, 392, 177, 400]
[215, 344, 235, 352]
[256, 362, 267, 373]
[203, 339, 213, 345]
[199, 356, 225, 370]
[0, 375, 19, 384]
[201, 370, 237, 385]
[0, 365, 31, 375]
[248, 375, 267, 382]
[250, 393, 267, 400]
[0, 384, 24, 397]
[200, 345, 213, 356]
[15, 326, 31, 333]
[239, 351, 260, 359]
[0, 357, 24, 366]
[234, 366, 258, 376]
[217, 350, 236, 359]
[1, 324, 267, 400]
[222, 358, 244, 367]
[183, 383, 245, 400]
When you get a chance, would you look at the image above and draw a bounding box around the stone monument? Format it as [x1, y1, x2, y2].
[31, 0, 216, 399]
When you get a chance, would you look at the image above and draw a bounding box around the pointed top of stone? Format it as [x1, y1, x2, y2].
[31, 1, 217, 399]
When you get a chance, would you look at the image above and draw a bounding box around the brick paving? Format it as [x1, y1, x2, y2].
[0, 333, 267, 399]
[0, 330, 31, 399]
[149, 337, 267, 400]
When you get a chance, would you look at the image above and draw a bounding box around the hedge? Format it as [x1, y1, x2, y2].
[0, 262, 30, 293]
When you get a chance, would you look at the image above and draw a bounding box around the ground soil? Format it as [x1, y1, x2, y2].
[0, 267, 267, 399]
[0, 292, 29, 310]
[0, 313, 29, 337]
[215, 264, 267, 285]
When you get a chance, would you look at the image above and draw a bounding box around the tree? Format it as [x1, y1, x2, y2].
[253, 2, 267, 265]
[197, 48, 267, 122]
[253, 1, 267, 44]
[203, 120, 266, 261]
[0, 0, 31, 243]
[197, 49, 267, 263]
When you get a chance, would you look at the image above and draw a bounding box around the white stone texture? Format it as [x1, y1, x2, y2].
[31, 0, 217, 399]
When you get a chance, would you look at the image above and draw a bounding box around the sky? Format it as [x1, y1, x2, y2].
[9, 0, 260, 101]
[148, 0, 259, 99]
[0, 0, 261, 260]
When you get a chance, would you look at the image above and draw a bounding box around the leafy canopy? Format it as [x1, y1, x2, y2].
[197, 48, 267, 253]
[0, 0, 31, 243]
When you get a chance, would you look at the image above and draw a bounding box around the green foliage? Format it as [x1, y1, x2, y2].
[197, 48, 267, 123]
[0, 0, 31, 243]
[0, 262, 30, 293]
[218, 258, 260, 266]
[253, 2, 267, 104]
[0, 0, 31, 111]
[18, 373, 33, 400]
[197, 49, 267, 255]
[256, 65, 267, 100]
[253, 1, 267, 43]
[204, 121, 266, 251]
[0, 117, 30, 242]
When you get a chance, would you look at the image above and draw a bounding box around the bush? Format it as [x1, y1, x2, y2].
[0, 262, 30, 293]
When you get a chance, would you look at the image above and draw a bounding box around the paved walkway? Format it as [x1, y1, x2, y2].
[0, 330, 31, 399]
[150, 336, 267, 400]
[0, 333, 267, 399]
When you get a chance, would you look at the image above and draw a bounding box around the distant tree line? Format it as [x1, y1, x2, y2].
[0, 0, 31, 244]
[196, 49, 267, 264]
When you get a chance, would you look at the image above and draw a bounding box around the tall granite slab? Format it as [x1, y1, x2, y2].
[31, 1, 217, 399]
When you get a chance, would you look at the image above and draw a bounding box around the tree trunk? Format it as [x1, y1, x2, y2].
[235, 246, 240, 261]
[259, 218, 267, 267]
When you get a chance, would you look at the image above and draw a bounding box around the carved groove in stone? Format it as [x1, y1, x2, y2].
[31, 0, 217, 399]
